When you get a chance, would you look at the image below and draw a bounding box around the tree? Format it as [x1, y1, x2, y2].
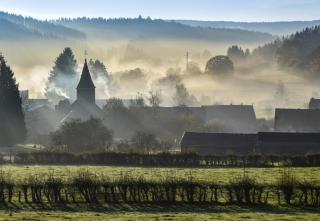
[173, 84, 198, 106]
[0, 55, 26, 146]
[45, 47, 78, 104]
[148, 90, 162, 111]
[131, 131, 159, 152]
[51, 118, 113, 152]
[245, 49, 250, 57]
[173, 84, 189, 106]
[274, 81, 287, 103]
[130, 92, 145, 108]
[54, 99, 71, 115]
[185, 62, 203, 75]
[227, 45, 246, 63]
[308, 46, 320, 77]
[88, 59, 109, 79]
[103, 97, 126, 113]
[103, 97, 141, 139]
[205, 55, 234, 76]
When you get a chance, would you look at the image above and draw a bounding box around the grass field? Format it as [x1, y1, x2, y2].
[0, 165, 319, 184]
[0, 206, 319, 220]
[0, 165, 319, 220]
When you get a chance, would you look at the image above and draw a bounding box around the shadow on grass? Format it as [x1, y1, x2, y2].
[0, 202, 319, 215]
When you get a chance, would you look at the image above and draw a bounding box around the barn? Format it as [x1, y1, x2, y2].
[180, 131, 320, 155]
[180, 132, 257, 155]
[274, 108, 320, 132]
[257, 132, 320, 155]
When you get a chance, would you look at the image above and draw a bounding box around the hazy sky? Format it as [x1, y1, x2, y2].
[1, 0, 320, 21]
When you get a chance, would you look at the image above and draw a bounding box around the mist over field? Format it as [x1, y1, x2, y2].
[1, 11, 320, 118]
[2, 2, 320, 219]
[2, 40, 315, 118]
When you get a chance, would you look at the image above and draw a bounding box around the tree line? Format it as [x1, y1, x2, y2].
[14, 152, 320, 167]
[0, 170, 317, 207]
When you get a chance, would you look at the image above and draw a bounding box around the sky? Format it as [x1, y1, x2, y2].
[0, 0, 320, 21]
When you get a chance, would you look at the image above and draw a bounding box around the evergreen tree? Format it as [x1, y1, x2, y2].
[45, 47, 78, 103]
[227, 45, 245, 63]
[0, 55, 26, 146]
[88, 59, 109, 79]
[88, 58, 112, 96]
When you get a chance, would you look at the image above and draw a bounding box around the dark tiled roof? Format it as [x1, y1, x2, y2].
[274, 108, 320, 132]
[77, 59, 95, 89]
[61, 100, 104, 123]
[309, 98, 320, 109]
[202, 105, 257, 133]
[180, 131, 257, 148]
[258, 132, 320, 143]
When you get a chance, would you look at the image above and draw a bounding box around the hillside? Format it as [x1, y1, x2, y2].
[277, 26, 320, 75]
[229, 25, 320, 79]
[175, 19, 320, 36]
[55, 17, 275, 43]
[0, 12, 86, 40]
[0, 12, 277, 43]
[0, 18, 43, 39]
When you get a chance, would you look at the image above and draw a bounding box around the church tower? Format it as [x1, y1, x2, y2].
[61, 59, 104, 123]
[77, 59, 95, 104]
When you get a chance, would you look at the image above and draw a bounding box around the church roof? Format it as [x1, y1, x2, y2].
[77, 59, 95, 89]
[60, 100, 104, 123]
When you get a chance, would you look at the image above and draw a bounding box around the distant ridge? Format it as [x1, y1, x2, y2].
[0, 11, 86, 40]
[55, 17, 275, 43]
[175, 19, 320, 36]
[0, 11, 275, 43]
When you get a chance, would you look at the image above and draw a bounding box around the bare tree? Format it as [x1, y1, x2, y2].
[274, 81, 288, 105]
[148, 90, 162, 112]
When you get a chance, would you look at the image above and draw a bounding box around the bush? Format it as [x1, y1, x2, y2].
[51, 118, 113, 152]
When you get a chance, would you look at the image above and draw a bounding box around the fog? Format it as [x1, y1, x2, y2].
[1, 38, 318, 118]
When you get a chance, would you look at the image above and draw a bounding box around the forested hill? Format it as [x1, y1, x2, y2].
[235, 25, 320, 78]
[0, 12, 85, 40]
[0, 12, 275, 43]
[175, 20, 320, 36]
[55, 17, 275, 43]
[277, 26, 320, 75]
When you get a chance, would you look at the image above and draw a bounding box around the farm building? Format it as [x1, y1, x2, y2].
[24, 104, 61, 141]
[257, 132, 320, 155]
[202, 105, 257, 133]
[274, 108, 320, 132]
[309, 98, 320, 109]
[181, 131, 320, 155]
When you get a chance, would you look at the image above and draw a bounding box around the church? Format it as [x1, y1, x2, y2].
[61, 59, 104, 122]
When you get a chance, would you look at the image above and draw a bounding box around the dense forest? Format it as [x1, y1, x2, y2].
[176, 19, 320, 35]
[228, 25, 320, 79]
[0, 12, 85, 40]
[0, 11, 274, 43]
[55, 16, 275, 42]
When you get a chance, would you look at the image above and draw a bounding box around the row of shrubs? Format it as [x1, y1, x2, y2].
[0, 170, 318, 206]
[13, 151, 320, 167]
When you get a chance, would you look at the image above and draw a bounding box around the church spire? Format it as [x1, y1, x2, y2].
[76, 59, 96, 104]
[77, 59, 95, 89]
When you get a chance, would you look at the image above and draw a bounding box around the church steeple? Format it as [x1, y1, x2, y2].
[77, 59, 95, 89]
[77, 59, 96, 104]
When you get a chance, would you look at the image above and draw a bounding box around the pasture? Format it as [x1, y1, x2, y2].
[1, 165, 319, 184]
[0, 206, 319, 220]
[0, 165, 318, 220]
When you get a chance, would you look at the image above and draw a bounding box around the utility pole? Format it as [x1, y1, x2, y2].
[186, 51, 189, 71]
